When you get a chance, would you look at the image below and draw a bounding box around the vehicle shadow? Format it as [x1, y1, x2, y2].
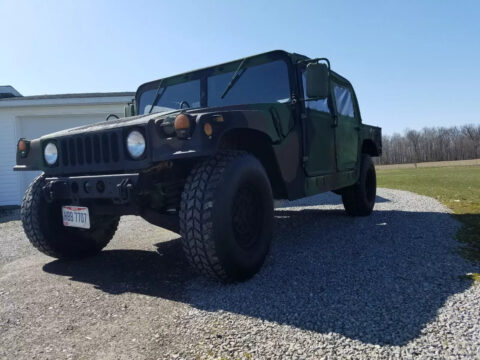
[276, 193, 390, 208]
[43, 206, 473, 346]
[43, 238, 195, 300]
[0, 207, 20, 224]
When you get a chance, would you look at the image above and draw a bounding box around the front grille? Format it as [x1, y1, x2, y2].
[60, 132, 121, 168]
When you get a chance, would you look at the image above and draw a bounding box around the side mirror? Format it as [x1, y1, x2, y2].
[124, 102, 136, 117]
[305, 63, 329, 99]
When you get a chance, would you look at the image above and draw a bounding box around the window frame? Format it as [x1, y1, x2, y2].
[135, 51, 298, 115]
[206, 59, 292, 108]
[332, 82, 355, 119]
[330, 74, 362, 123]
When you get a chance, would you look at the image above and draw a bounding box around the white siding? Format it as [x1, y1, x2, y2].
[0, 115, 19, 205]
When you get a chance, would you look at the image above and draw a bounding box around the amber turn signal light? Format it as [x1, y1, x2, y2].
[204, 123, 213, 137]
[174, 114, 192, 138]
[17, 139, 30, 158]
[18, 140, 27, 152]
[174, 114, 191, 130]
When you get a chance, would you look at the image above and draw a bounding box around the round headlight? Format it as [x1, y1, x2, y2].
[126, 130, 146, 159]
[44, 142, 58, 165]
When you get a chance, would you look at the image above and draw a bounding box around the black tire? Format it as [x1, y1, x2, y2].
[341, 154, 377, 216]
[179, 151, 273, 282]
[21, 174, 120, 259]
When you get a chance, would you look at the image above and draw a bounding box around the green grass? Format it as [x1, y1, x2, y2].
[377, 165, 480, 262]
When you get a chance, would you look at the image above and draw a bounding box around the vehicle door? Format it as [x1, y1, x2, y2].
[331, 80, 359, 171]
[301, 68, 336, 176]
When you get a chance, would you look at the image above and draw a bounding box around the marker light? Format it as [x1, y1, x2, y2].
[204, 123, 213, 137]
[174, 114, 192, 138]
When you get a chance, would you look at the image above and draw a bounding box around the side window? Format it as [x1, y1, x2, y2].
[301, 70, 331, 114]
[333, 84, 355, 118]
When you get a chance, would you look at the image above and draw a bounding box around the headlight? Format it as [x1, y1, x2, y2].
[126, 130, 146, 159]
[44, 142, 58, 165]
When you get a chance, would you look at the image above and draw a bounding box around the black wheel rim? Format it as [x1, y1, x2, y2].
[232, 186, 262, 250]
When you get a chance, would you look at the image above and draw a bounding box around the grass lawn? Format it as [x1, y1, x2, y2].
[377, 165, 480, 263]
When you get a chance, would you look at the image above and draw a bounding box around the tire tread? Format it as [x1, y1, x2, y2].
[179, 150, 247, 282]
[21, 174, 118, 259]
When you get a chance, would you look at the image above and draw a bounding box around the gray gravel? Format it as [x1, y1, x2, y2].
[1, 188, 479, 359]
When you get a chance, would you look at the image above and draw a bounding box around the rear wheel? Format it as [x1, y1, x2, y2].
[179, 151, 273, 282]
[341, 154, 377, 216]
[21, 175, 119, 259]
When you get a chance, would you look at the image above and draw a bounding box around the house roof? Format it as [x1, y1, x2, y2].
[0, 91, 135, 102]
[0, 85, 22, 98]
[0, 91, 135, 108]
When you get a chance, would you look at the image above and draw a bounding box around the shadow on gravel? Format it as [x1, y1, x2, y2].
[43, 238, 196, 300]
[278, 193, 390, 207]
[0, 207, 20, 224]
[43, 206, 472, 346]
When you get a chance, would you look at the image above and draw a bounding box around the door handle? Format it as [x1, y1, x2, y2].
[331, 116, 338, 128]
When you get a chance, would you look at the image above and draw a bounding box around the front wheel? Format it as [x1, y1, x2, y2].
[179, 151, 273, 282]
[341, 154, 377, 216]
[21, 175, 119, 259]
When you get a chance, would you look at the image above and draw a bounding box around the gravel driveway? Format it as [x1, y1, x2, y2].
[1, 188, 479, 359]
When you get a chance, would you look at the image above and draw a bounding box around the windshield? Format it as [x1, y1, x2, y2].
[139, 80, 201, 114]
[137, 59, 291, 115]
[208, 60, 290, 107]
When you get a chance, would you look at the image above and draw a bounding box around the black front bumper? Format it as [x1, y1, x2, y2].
[43, 173, 139, 204]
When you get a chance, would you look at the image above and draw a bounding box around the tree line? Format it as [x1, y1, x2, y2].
[377, 124, 480, 165]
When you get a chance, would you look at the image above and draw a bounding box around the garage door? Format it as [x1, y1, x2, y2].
[17, 114, 108, 202]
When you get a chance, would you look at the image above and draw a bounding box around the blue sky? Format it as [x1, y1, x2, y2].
[1, 0, 479, 134]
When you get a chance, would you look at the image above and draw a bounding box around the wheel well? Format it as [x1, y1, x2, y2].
[219, 129, 287, 199]
[361, 139, 379, 157]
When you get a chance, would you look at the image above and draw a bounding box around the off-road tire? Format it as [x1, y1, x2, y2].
[179, 151, 273, 282]
[341, 154, 377, 216]
[21, 174, 120, 259]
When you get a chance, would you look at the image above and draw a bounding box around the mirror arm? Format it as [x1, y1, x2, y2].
[303, 97, 328, 102]
[297, 57, 331, 70]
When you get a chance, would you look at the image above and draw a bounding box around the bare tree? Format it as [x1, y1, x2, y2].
[462, 124, 480, 158]
[377, 123, 480, 165]
[406, 129, 421, 165]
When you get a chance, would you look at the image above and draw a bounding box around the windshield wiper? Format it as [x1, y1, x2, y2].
[220, 58, 247, 99]
[148, 79, 168, 114]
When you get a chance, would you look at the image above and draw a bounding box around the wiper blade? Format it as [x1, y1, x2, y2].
[148, 79, 168, 114]
[220, 58, 247, 99]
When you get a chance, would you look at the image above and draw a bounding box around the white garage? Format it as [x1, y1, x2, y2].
[0, 88, 134, 206]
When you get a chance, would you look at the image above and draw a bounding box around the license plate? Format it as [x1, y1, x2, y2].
[62, 206, 90, 229]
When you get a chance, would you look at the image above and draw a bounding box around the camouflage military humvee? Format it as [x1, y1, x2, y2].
[15, 50, 381, 282]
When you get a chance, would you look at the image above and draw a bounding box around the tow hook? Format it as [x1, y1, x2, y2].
[42, 180, 68, 203]
[114, 178, 134, 204]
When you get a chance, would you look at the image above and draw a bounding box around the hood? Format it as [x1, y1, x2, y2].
[40, 103, 283, 140]
[41, 109, 187, 139]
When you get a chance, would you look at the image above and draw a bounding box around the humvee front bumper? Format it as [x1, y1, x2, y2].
[43, 173, 139, 204]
